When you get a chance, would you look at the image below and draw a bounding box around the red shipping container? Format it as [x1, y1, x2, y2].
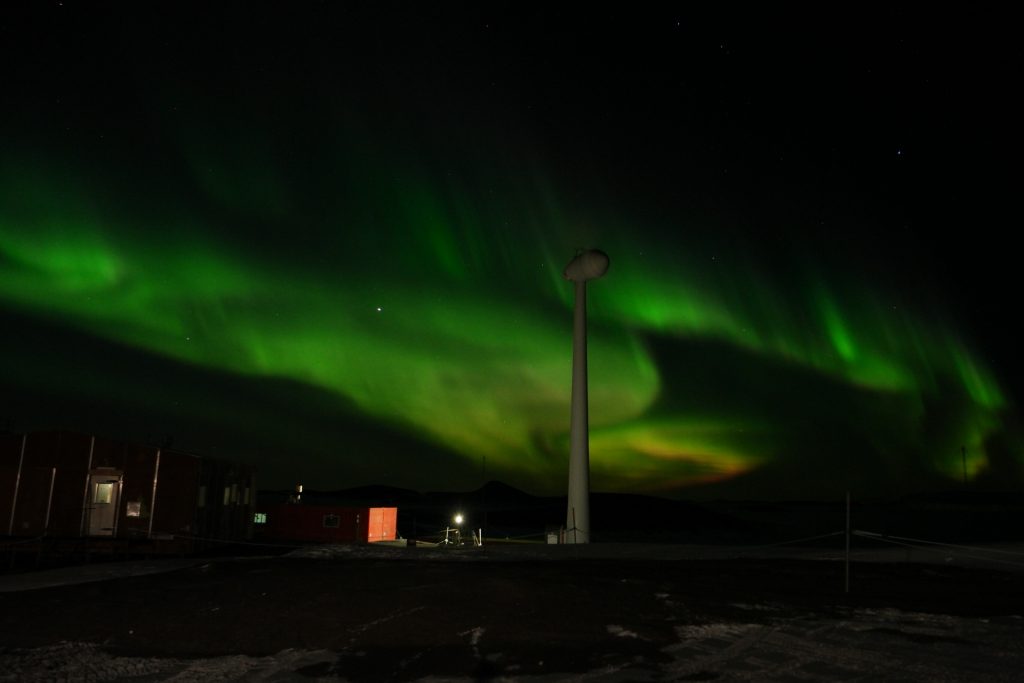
[255, 504, 397, 543]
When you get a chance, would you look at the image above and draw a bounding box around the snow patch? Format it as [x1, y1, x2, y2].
[0, 642, 336, 682]
[460, 626, 486, 647]
[853, 607, 957, 627]
[675, 622, 760, 640]
[607, 624, 639, 638]
[729, 601, 782, 611]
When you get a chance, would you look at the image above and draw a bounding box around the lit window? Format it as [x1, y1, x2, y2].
[126, 501, 142, 517]
[223, 487, 231, 505]
[94, 482, 114, 504]
[254, 512, 267, 524]
[197, 486, 206, 508]
[323, 514, 340, 528]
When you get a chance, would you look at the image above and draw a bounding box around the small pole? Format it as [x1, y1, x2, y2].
[79, 435, 95, 537]
[8, 433, 26, 536]
[844, 491, 851, 594]
[148, 449, 161, 539]
[43, 467, 57, 537]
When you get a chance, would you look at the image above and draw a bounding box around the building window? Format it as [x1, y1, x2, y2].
[223, 486, 231, 506]
[254, 512, 267, 524]
[126, 501, 142, 518]
[323, 514, 340, 528]
[94, 482, 114, 504]
[197, 486, 206, 508]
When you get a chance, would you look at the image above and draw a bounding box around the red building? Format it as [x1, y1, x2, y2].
[255, 503, 397, 543]
[1, 430, 255, 551]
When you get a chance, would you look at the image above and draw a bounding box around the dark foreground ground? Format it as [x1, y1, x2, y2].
[1, 545, 1023, 681]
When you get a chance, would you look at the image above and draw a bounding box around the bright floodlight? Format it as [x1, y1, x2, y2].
[564, 249, 609, 544]
[454, 513, 464, 525]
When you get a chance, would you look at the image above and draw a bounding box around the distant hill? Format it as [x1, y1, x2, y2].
[256, 483, 1024, 544]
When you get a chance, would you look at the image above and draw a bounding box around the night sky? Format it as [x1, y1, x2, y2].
[1, 4, 1020, 498]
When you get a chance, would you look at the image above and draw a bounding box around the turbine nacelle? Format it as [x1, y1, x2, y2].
[563, 249, 610, 282]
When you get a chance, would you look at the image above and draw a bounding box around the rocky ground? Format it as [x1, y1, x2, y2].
[1, 544, 1022, 681]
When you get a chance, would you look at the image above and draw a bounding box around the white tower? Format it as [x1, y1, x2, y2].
[563, 249, 609, 544]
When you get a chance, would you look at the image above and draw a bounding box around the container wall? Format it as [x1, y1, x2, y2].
[114, 439, 160, 539]
[195, 458, 256, 544]
[151, 450, 201, 538]
[256, 504, 370, 543]
[9, 466, 54, 536]
[367, 507, 398, 542]
[27, 432, 93, 536]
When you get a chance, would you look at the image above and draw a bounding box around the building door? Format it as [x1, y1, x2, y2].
[87, 473, 121, 536]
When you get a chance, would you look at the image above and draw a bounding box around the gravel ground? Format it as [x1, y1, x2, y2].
[1, 544, 1022, 681]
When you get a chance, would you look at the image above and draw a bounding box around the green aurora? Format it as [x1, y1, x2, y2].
[0, 142, 1014, 495]
[1, 6, 1019, 496]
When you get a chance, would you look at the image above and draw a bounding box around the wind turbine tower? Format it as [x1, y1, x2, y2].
[563, 249, 610, 544]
